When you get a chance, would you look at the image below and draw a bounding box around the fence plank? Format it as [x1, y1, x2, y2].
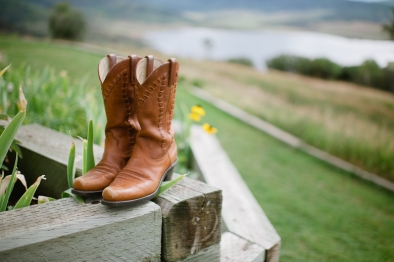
[220, 232, 265, 262]
[176, 243, 220, 262]
[190, 126, 281, 262]
[13, 123, 104, 198]
[0, 198, 162, 262]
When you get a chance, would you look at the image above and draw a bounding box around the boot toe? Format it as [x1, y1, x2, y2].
[102, 186, 119, 201]
[73, 177, 86, 191]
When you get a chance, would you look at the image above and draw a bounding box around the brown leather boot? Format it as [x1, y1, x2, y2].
[101, 56, 179, 206]
[72, 54, 142, 196]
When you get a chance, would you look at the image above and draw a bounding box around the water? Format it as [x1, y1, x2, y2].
[144, 27, 394, 70]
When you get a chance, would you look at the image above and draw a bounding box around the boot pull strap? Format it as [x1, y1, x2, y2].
[167, 58, 179, 87]
[146, 55, 154, 77]
[128, 55, 140, 83]
[107, 54, 117, 69]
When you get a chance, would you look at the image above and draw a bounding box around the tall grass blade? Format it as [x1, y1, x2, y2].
[86, 119, 95, 172]
[82, 139, 87, 174]
[0, 155, 18, 212]
[0, 110, 25, 166]
[62, 188, 84, 204]
[157, 174, 185, 196]
[67, 138, 76, 188]
[14, 175, 46, 209]
[0, 64, 11, 77]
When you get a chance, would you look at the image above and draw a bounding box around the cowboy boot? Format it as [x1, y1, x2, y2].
[101, 56, 179, 206]
[72, 54, 142, 196]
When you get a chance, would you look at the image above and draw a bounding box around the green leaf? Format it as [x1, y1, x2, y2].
[157, 174, 185, 196]
[0, 64, 11, 77]
[10, 143, 23, 158]
[0, 109, 25, 166]
[86, 119, 95, 172]
[0, 155, 18, 212]
[67, 138, 76, 188]
[62, 188, 84, 204]
[82, 139, 88, 174]
[14, 175, 46, 209]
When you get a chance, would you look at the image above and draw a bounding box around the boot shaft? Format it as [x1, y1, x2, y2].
[99, 54, 142, 155]
[135, 56, 179, 159]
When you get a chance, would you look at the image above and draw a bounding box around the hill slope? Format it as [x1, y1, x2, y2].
[1, 0, 393, 39]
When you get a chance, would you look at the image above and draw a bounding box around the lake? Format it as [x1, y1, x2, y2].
[144, 27, 394, 70]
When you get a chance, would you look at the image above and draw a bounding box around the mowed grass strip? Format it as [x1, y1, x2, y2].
[1, 36, 394, 261]
[180, 59, 394, 182]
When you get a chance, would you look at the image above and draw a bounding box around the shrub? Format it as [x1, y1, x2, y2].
[227, 57, 254, 67]
[309, 58, 342, 79]
[191, 78, 205, 88]
[49, 3, 86, 41]
[266, 54, 311, 74]
[266, 55, 341, 79]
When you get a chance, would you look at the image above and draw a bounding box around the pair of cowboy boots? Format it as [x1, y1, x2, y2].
[72, 54, 179, 207]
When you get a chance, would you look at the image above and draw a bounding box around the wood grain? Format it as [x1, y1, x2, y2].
[0, 198, 162, 261]
[153, 176, 222, 262]
[177, 243, 220, 262]
[220, 232, 265, 262]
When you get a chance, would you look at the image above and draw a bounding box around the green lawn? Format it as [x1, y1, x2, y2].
[0, 35, 104, 88]
[1, 36, 394, 261]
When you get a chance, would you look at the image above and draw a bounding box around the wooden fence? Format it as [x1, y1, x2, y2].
[0, 123, 280, 261]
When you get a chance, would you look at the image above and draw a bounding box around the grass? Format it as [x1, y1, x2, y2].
[1, 35, 394, 261]
[0, 35, 103, 88]
[177, 87, 394, 262]
[179, 59, 394, 182]
[0, 35, 108, 143]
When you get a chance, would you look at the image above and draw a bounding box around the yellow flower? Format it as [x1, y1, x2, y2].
[202, 123, 218, 135]
[191, 105, 205, 117]
[189, 113, 201, 121]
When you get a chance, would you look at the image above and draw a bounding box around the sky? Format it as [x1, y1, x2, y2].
[346, 0, 388, 2]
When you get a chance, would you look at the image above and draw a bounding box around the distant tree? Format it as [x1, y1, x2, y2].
[203, 38, 213, 59]
[382, 8, 394, 40]
[49, 3, 86, 41]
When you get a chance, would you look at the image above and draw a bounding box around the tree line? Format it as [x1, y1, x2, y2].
[266, 55, 394, 93]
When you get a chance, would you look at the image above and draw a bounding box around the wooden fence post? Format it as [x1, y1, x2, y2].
[153, 176, 222, 262]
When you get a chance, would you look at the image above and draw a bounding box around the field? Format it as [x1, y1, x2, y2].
[179, 59, 394, 182]
[1, 35, 394, 261]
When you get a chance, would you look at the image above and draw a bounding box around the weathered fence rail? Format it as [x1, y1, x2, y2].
[189, 125, 281, 262]
[0, 198, 162, 261]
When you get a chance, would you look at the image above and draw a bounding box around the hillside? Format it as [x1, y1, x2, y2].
[1, 0, 393, 40]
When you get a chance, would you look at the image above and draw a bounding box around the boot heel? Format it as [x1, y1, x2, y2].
[164, 166, 175, 181]
[164, 160, 177, 181]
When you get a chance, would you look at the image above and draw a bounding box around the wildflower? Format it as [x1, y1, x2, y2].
[189, 112, 201, 121]
[191, 105, 205, 117]
[202, 123, 218, 135]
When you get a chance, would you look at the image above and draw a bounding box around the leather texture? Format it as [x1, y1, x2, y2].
[102, 57, 179, 202]
[73, 54, 142, 192]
